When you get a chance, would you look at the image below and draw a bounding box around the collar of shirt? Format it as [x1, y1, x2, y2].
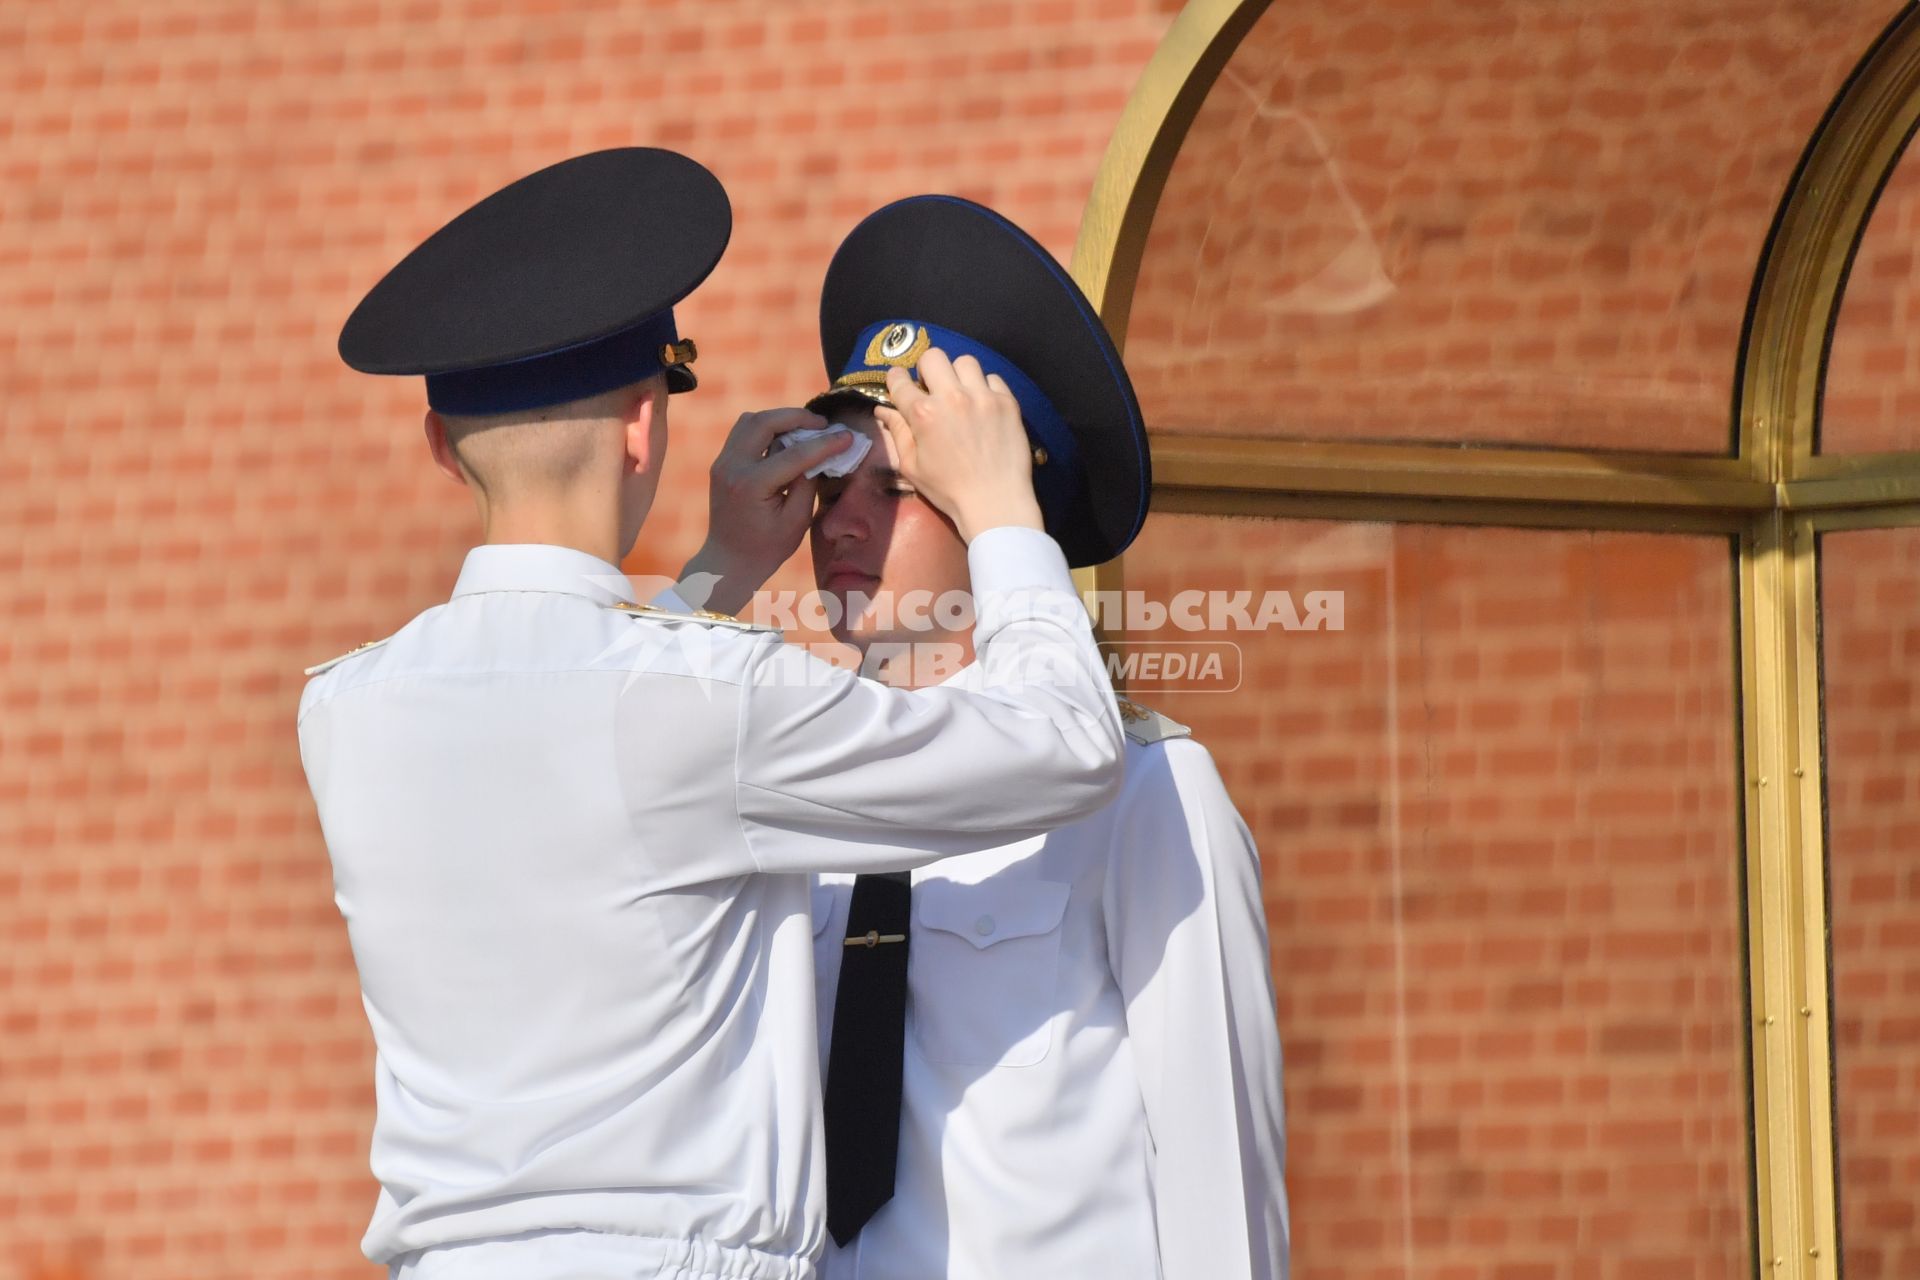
[449, 544, 639, 607]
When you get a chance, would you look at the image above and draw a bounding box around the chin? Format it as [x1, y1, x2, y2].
[829, 611, 885, 647]
[820, 585, 874, 640]
[819, 590, 886, 651]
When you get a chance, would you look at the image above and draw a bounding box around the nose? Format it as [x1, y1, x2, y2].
[816, 484, 868, 546]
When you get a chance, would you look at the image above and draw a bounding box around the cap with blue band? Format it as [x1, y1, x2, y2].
[809, 195, 1150, 568]
[807, 318, 1087, 529]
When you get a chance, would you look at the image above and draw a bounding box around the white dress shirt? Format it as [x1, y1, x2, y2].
[295, 533, 1122, 1279]
[811, 718, 1289, 1280]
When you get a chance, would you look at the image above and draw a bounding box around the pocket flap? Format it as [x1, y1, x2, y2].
[915, 878, 1070, 950]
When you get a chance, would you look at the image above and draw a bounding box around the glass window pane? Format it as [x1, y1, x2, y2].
[1820, 527, 1920, 1279]
[1127, 1, 1898, 451]
[1823, 148, 1920, 454]
[1118, 515, 1750, 1276]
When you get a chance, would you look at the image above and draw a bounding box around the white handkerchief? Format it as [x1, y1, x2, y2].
[775, 423, 873, 479]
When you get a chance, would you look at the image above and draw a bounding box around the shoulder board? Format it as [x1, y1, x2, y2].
[1116, 695, 1192, 746]
[608, 601, 781, 634]
[303, 636, 391, 677]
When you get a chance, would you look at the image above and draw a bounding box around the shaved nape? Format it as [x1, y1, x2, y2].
[441, 378, 659, 500]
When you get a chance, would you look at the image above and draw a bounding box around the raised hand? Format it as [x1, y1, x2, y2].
[678, 407, 853, 613]
[874, 349, 1043, 543]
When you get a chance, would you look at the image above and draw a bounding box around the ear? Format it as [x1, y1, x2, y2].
[621, 378, 667, 476]
[423, 411, 468, 486]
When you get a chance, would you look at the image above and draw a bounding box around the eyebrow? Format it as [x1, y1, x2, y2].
[818, 465, 902, 490]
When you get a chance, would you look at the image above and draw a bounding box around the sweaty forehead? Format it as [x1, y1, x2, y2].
[831, 410, 900, 475]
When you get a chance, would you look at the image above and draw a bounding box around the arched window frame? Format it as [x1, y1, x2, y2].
[1069, 5, 1920, 1277]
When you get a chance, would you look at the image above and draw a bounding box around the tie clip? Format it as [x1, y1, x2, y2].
[845, 930, 906, 948]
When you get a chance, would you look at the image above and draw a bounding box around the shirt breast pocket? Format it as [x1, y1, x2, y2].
[910, 877, 1071, 1070]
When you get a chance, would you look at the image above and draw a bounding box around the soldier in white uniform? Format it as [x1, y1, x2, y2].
[300, 151, 1126, 1279]
[798, 197, 1290, 1278]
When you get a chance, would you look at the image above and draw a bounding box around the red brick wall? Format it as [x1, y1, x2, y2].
[1820, 527, 1920, 1280]
[0, 3, 1173, 1277]
[1121, 516, 1750, 1280]
[1826, 147, 1920, 453]
[1125, 0, 1901, 452]
[10, 2, 1918, 1279]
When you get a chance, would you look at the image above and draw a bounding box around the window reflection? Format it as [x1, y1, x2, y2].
[1119, 515, 1749, 1278]
[1824, 150, 1920, 454]
[1819, 527, 1920, 1280]
[1128, 0, 1900, 451]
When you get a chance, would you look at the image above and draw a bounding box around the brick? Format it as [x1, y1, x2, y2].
[1127, 515, 1756, 1279]
[14, 4, 1912, 1280]
[0, 1, 1174, 1276]
[1823, 528, 1920, 1279]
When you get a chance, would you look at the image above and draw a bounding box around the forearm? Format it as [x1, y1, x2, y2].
[735, 527, 1124, 871]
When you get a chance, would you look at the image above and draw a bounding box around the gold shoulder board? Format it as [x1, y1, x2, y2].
[608, 601, 781, 634]
[1116, 695, 1193, 746]
[303, 636, 391, 677]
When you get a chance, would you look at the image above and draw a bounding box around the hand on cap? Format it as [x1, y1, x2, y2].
[875, 349, 1044, 543]
[678, 407, 853, 614]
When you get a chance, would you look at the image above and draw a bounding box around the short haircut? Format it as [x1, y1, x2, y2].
[440, 376, 661, 499]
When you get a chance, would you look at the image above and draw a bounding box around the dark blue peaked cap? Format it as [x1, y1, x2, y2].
[338, 148, 729, 414]
[807, 195, 1150, 568]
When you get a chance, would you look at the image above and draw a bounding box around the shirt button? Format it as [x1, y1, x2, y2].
[974, 915, 995, 937]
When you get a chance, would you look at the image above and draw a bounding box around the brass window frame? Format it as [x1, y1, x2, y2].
[1070, 3, 1920, 1277]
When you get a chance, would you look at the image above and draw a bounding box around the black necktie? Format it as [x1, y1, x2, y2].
[824, 871, 911, 1246]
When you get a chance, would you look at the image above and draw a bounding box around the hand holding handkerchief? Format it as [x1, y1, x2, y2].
[774, 423, 872, 479]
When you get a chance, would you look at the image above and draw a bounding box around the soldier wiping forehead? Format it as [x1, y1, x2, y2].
[799, 196, 1290, 1280]
[301, 150, 1124, 1280]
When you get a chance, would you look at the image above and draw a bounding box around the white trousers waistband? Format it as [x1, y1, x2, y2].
[389, 1229, 816, 1280]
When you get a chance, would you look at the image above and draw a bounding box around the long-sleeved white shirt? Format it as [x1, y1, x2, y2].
[811, 717, 1289, 1280]
[295, 534, 1122, 1279]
